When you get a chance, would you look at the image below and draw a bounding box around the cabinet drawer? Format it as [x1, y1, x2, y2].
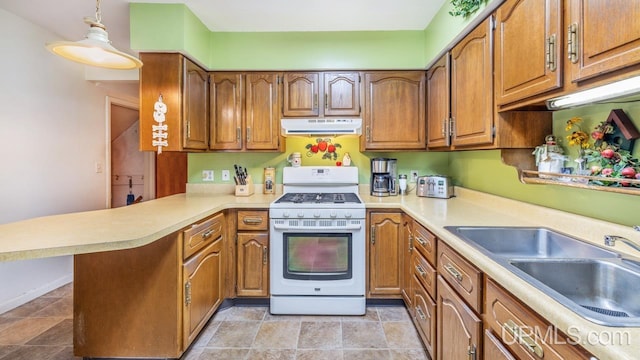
[485, 279, 593, 360]
[237, 210, 268, 231]
[412, 250, 436, 299]
[413, 223, 436, 266]
[437, 241, 482, 312]
[484, 329, 516, 360]
[413, 278, 436, 359]
[183, 213, 224, 260]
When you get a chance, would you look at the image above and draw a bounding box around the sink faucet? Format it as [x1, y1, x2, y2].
[604, 235, 640, 252]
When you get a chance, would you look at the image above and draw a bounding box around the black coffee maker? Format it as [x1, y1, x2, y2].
[370, 158, 397, 196]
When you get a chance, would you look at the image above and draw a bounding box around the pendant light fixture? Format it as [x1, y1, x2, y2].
[46, 0, 142, 70]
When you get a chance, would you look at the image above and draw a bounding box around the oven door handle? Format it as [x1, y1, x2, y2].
[272, 224, 363, 231]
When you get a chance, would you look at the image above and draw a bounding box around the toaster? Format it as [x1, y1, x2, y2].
[416, 175, 454, 199]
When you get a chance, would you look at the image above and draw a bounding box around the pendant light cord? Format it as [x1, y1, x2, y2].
[95, 0, 102, 25]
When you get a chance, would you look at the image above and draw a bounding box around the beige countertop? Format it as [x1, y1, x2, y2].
[1, 186, 638, 359]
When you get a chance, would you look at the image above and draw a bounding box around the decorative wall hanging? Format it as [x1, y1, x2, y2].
[449, 0, 486, 18]
[151, 94, 168, 154]
[305, 138, 342, 161]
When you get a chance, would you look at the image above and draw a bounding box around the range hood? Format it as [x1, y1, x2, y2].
[281, 118, 362, 137]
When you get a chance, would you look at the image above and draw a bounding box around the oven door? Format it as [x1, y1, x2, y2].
[270, 220, 365, 296]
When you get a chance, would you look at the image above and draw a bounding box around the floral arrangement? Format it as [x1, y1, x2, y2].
[305, 138, 342, 160]
[565, 116, 640, 187]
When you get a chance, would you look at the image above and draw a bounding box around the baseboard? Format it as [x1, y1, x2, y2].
[0, 274, 73, 314]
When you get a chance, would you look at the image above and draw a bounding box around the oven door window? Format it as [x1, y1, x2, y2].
[283, 233, 352, 280]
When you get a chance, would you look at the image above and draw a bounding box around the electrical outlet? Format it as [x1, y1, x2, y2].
[202, 170, 214, 182]
[410, 170, 419, 182]
[221, 170, 230, 181]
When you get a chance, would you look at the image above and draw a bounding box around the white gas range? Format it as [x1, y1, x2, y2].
[269, 166, 366, 315]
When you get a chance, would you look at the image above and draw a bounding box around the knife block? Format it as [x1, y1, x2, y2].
[235, 175, 254, 196]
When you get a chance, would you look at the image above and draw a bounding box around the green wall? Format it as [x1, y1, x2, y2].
[132, 2, 640, 227]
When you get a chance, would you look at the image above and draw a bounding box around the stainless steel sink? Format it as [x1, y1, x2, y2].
[444, 226, 618, 259]
[510, 259, 640, 326]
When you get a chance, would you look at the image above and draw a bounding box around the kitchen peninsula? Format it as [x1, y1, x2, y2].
[1, 187, 639, 359]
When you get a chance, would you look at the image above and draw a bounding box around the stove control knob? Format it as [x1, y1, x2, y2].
[345, 213, 352, 219]
[313, 212, 321, 218]
[297, 212, 305, 218]
[330, 211, 337, 218]
[283, 212, 290, 218]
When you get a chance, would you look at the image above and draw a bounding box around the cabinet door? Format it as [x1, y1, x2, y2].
[210, 73, 243, 150]
[363, 72, 426, 150]
[427, 55, 451, 149]
[183, 59, 209, 150]
[369, 212, 403, 296]
[569, 0, 640, 82]
[414, 278, 437, 359]
[183, 237, 223, 347]
[237, 232, 269, 297]
[246, 73, 282, 150]
[495, 0, 563, 106]
[324, 72, 361, 116]
[437, 276, 482, 360]
[401, 214, 413, 308]
[484, 329, 517, 360]
[283, 73, 320, 117]
[451, 18, 494, 148]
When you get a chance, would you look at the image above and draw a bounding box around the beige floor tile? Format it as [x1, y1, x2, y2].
[32, 297, 73, 319]
[247, 348, 296, 360]
[298, 321, 342, 349]
[206, 320, 261, 348]
[343, 349, 392, 360]
[296, 349, 344, 360]
[198, 347, 250, 359]
[378, 307, 411, 322]
[382, 322, 423, 349]
[47, 346, 82, 360]
[225, 306, 267, 321]
[389, 348, 430, 360]
[180, 347, 203, 360]
[0, 345, 65, 360]
[253, 321, 300, 349]
[342, 322, 387, 349]
[0, 345, 19, 358]
[0, 317, 63, 345]
[191, 321, 221, 348]
[264, 312, 304, 322]
[41, 283, 73, 299]
[0, 317, 20, 333]
[26, 319, 73, 346]
[341, 308, 379, 322]
[1, 298, 59, 318]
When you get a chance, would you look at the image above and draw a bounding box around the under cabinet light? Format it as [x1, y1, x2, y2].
[546, 75, 640, 110]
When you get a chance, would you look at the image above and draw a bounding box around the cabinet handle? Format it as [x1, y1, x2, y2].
[546, 34, 557, 71]
[408, 234, 413, 252]
[415, 306, 426, 320]
[236, 127, 241, 141]
[503, 320, 544, 358]
[246, 128, 251, 142]
[415, 236, 427, 247]
[185, 281, 192, 306]
[415, 265, 427, 277]
[449, 118, 455, 139]
[366, 126, 371, 142]
[314, 94, 318, 109]
[186, 121, 191, 138]
[567, 23, 579, 64]
[441, 119, 446, 137]
[243, 217, 263, 225]
[444, 263, 463, 282]
[202, 229, 213, 239]
[263, 246, 268, 264]
[371, 226, 376, 245]
[468, 344, 477, 360]
[325, 93, 328, 109]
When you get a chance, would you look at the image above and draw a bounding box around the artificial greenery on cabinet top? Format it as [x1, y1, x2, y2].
[449, 0, 486, 18]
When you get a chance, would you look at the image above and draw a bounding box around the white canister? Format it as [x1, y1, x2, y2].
[538, 153, 566, 178]
[287, 152, 302, 167]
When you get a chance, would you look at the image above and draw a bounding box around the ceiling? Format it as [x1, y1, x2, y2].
[0, 0, 446, 57]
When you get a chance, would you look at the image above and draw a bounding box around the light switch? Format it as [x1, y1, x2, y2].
[222, 170, 230, 181]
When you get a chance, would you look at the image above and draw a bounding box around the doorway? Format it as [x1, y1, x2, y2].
[106, 96, 155, 208]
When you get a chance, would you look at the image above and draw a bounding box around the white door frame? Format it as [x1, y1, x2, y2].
[105, 96, 155, 208]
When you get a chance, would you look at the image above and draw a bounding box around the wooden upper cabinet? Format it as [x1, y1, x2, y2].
[245, 73, 282, 150]
[362, 71, 426, 151]
[139, 53, 208, 152]
[568, 0, 640, 82]
[324, 72, 361, 116]
[209, 73, 243, 150]
[495, 0, 563, 106]
[450, 17, 494, 148]
[283, 73, 320, 117]
[283, 72, 361, 117]
[183, 60, 209, 150]
[427, 54, 450, 149]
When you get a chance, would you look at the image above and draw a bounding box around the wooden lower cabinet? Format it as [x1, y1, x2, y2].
[73, 213, 226, 359]
[236, 210, 269, 297]
[412, 268, 437, 358]
[437, 275, 482, 360]
[485, 329, 517, 360]
[401, 214, 414, 308]
[368, 211, 403, 297]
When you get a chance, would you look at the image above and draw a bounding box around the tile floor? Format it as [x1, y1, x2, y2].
[0, 283, 429, 360]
